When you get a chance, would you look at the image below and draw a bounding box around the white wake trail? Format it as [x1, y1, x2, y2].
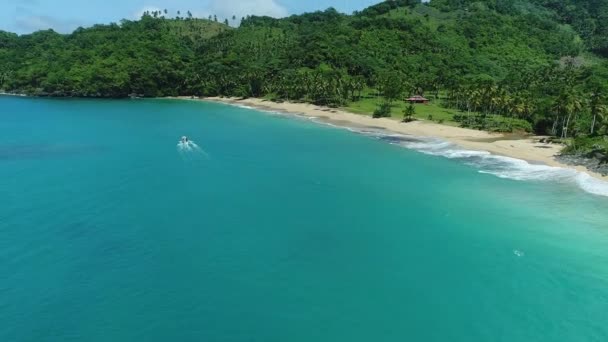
[177, 140, 209, 159]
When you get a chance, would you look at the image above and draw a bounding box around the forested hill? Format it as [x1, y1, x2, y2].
[0, 17, 230, 97]
[0, 0, 605, 98]
[0, 0, 597, 98]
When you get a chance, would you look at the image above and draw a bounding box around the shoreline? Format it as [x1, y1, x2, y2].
[0, 92, 28, 97]
[178, 96, 608, 183]
[4, 93, 605, 183]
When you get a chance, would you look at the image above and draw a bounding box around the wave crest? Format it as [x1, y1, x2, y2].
[347, 128, 608, 198]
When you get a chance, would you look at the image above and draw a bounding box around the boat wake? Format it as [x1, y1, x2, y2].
[177, 139, 209, 160]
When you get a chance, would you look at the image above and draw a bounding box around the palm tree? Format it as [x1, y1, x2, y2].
[551, 95, 565, 136]
[403, 103, 416, 122]
[560, 91, 583, 138]
[512, 99, 526, 118]
[0, 69, 13, 88]
[597, 106, 608, 134]
[590, 87, 606, 135]
[351, 76, 365, 101]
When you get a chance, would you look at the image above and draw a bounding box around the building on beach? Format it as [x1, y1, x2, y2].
[406, 95, 429, 104]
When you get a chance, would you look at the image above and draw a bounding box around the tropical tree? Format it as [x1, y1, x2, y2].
[373, 102, 392, 118]
[590, 86, 607, 135]
[557, 91, 583, 138]
[403, 103, 416, 122]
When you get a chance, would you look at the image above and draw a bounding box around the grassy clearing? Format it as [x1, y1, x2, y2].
[343, 91, 534, 133]
[383, 4, 458, 30]
[344, 94, 463, 126]
[165, 19, 230, 41]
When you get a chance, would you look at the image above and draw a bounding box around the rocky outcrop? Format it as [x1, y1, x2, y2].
[557, 149, 608, 176]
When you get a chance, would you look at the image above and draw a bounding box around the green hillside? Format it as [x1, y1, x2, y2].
[0, 16, 228, 97]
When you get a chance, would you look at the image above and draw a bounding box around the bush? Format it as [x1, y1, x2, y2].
[402, 103, 416, 122]
[563, 136, 608, 155]
[453, 113, 532, 133]
[373, 102, 392, 118]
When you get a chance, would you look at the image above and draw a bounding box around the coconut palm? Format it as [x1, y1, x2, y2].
[560, 91, 583, 138]
[597, 105, 608, 134]
[590, 88, 606, 135]
[403, 103, 416, 122]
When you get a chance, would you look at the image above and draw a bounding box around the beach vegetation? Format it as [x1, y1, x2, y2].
[403, 103, 416, 122]
[373, 102, 392, 118]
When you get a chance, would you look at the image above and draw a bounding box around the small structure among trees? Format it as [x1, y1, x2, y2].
[406, 95, 429, 104]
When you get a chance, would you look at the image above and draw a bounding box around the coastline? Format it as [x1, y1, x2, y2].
[179, 96, 608, 183]
[4, 93, 605, 183]
[0, 92, 27, 97]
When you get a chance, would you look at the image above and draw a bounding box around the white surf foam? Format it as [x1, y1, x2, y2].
[383, 135, 608, 198]
[235, 104, 256, 110]
[329, 127, 608, 197]
[575, 173, 608, 197]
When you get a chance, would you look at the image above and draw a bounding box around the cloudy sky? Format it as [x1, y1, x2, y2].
[0, 0, 381, 34]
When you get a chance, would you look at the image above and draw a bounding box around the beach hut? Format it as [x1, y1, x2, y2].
[406, 95, 429, 104]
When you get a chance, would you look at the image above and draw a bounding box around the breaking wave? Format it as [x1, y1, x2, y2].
[340, 126, 608, 198]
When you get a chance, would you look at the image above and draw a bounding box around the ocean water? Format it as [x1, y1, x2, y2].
[2, 96, 608, 342]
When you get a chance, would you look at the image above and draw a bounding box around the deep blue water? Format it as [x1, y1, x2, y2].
[2, 96, 608, 341]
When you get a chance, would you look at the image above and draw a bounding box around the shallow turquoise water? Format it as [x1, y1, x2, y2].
[2, 96, 608, 341]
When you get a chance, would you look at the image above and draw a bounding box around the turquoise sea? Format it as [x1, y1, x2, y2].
[2, 96, 608, 341]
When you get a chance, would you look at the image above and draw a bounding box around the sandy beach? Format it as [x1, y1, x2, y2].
[176, 96, 608, 182]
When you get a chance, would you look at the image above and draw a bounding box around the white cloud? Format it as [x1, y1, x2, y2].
[14, 15, 84, 33]
[207, 0, 288, 19]
[11, 0, 84, 34]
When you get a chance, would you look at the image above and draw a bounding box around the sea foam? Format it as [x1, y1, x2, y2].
[341, 126, 608, 198]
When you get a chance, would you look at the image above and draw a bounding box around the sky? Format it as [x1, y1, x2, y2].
[0, 0, 382, 34]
